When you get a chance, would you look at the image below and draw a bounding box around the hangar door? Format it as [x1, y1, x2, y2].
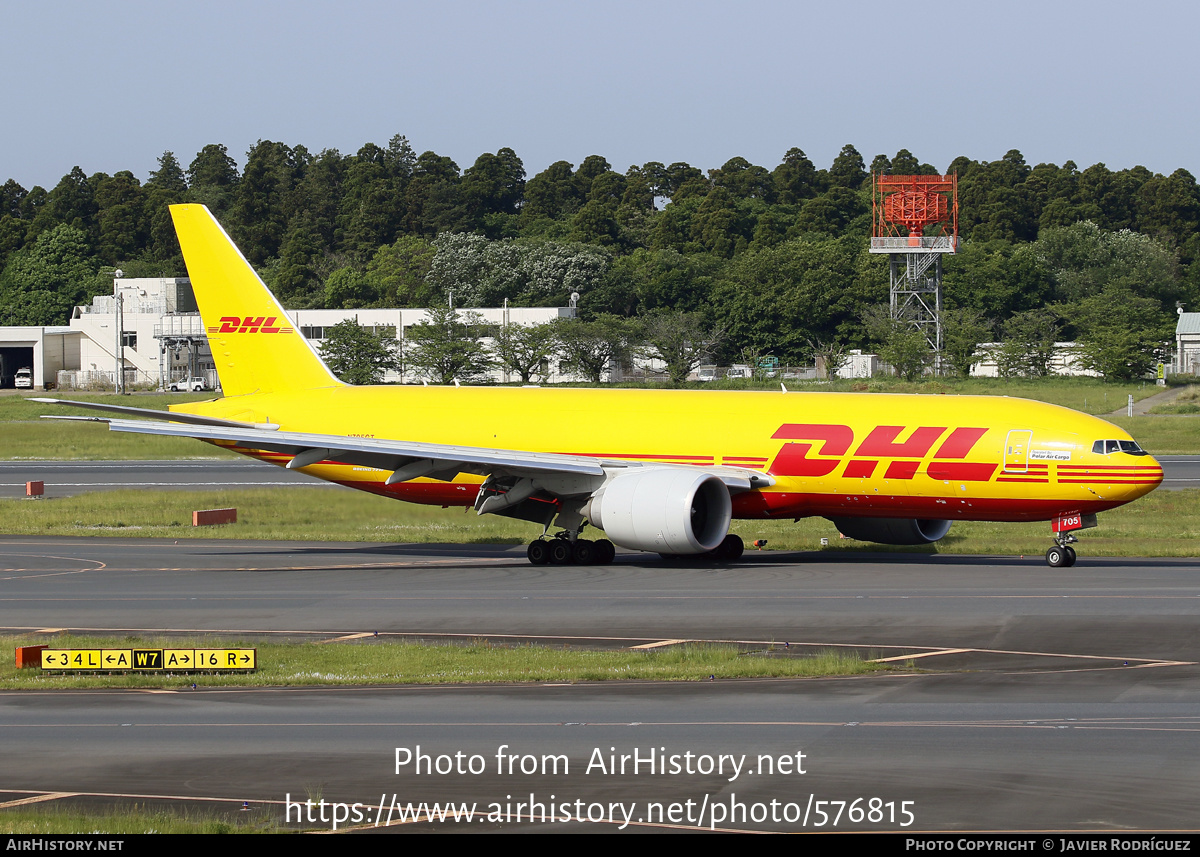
[0, 346, 34, 388]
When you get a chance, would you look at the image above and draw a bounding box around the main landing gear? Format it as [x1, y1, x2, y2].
[527, 535, 616, 566]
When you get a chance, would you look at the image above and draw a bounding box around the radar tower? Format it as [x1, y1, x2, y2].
[870, 174, 958, 365]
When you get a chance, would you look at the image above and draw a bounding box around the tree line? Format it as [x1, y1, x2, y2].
[318, 309, 723, 386]
[2, 138, 1197, 380]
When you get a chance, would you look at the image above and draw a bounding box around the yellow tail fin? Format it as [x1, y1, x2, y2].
[170, 204, 341, 397]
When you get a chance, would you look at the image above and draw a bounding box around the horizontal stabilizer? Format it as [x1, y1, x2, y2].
[32, 398, 278, 429]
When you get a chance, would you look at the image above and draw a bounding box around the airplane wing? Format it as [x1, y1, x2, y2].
[42, 413, 773, 494]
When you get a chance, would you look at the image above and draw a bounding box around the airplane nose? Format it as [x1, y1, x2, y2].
[1122, 452, 1163, 500]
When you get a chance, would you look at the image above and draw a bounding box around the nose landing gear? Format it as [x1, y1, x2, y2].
[1045, 539, 1077, 568]
[1045, 512, 1095, 567]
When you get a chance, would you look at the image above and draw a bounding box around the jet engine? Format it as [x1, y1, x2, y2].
[827, 517, 952, 545]
[582, 468, 732, 554]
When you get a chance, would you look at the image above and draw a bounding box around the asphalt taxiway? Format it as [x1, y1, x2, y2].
[2, 538, 1199, 832]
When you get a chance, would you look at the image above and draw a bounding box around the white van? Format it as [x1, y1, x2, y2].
[169, 376, 208, 392]
[14, 367, 33, 389]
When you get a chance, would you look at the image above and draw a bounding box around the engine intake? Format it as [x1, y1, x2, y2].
[828, 517, 952, 545]
[584, 469, 732, 554]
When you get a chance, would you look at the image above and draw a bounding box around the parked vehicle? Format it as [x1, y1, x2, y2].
[169, 376, 208, 392]
[696, 366, 718, 382]
[725, 365, 752, 380]
[14, 367, 33, 389]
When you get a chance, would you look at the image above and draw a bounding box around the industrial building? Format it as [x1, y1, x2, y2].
[0, 276, 575, 390]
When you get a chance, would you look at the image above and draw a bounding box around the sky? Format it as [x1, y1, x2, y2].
[2, 0, 1196, 189]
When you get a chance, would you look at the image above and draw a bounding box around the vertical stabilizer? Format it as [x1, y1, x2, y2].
[170, 204, 342, 397]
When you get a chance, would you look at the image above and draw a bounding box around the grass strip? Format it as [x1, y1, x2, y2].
[2, 484, 1197, 556]
[0, 635, 886, 690]
[1147, 385, 1200, 414]
[1108, 415, 1200, 454]
[2, 392, 236, 460]
[0, 805, 276, 835]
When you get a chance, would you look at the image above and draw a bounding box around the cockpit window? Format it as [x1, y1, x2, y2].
[1092, 439, 1147, 455]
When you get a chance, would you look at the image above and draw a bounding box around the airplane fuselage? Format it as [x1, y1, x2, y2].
[173, 385, 1162, 524]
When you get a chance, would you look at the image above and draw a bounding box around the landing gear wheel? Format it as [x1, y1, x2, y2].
[1064, 546, 1077, 567]
[527, 540, 550, 565]
[572, 539, 596, 565]
[548, 539, 573, 565]
[713, 533, 744, 562]
[1045, 546, 1067, 567]
[593, 539, 615, 564]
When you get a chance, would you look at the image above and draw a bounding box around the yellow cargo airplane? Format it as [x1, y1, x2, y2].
[40, 204, 1163, 568]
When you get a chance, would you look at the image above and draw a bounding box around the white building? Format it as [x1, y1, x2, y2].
[969, 343, 1099, 378]
[0, 325, 80, 389]
[1175, 312, 1200, 375]
[291, 305, 577, 384]
[1, 276, 577, 390]
[66, 277, 207, 390]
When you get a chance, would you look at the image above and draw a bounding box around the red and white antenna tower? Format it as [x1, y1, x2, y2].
[870, 174, 958, 359]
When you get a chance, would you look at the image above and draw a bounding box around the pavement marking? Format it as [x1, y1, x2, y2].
[0, 557, 520, 574]
[0, 554, 108, 580]
[629, 639, 692, 649]
[872, 648, 972, 662]
[0, 787, 279, 806]
[319, 632, 378, 643]
[0, 792, 78, 809]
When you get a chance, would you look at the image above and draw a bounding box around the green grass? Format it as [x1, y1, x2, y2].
[0, 391, 215, 420]
[1, 634, 885, 689]
[0, 487, 531, 542]
[1109, 416, 1200, 454]
[2, 392, 238, 460]
[1148, 385, 1200, 415]
[2, 484, 1196, 556]
[1, 420, 238, 460]
[0, 805, 277, 834]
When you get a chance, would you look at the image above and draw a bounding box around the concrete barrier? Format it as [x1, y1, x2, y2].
[16, 645, 48, 668]
[193, 508, 237, 526]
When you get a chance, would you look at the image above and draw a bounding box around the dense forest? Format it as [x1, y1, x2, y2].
[1, 138, 1196, 378]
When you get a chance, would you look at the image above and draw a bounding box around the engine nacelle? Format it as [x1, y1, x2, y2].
[828, 517, 952, 545]
[583, 469, 732, 554]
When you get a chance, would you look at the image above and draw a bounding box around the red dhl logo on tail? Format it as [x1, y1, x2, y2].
[770, 424, 997, 482]
[207, 316, 293, 334]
